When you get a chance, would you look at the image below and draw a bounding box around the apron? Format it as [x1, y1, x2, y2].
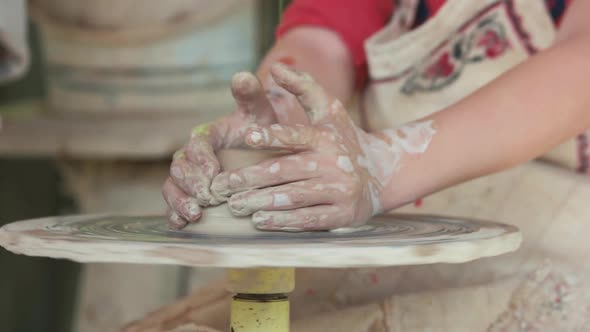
[125, 1, 590, 331]
[363, 0, 586, 172]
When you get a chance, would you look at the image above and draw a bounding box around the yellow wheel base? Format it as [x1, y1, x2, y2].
[227, 268, 294, 332]
[231, 296, 289, 332]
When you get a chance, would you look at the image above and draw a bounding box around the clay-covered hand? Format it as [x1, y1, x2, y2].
[162, 71, 304, 229]
[211, 64, 436, 231]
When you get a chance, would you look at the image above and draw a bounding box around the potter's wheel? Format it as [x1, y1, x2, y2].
[0, 206, 523, 331]
[0, 211, 521, 268]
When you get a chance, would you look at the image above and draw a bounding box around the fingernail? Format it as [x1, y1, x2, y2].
[234, 193, 275, 216]
[247, 129, 263, 145]
[271, 63, 293, 81]
[169, 212, 187, 230]
[252, 211, 270, 226]
[210, 191, 228, 204]
[232, 72, 254, 86]
[229, 173, 245, 188]
[211, 173, 230, 197]
[228, 195, 248, 216]
[232, 72, 258, 95]
[177, 199, 201, 222]
[193, 185, 212, 207]
[211, 173, 245, 196]
[170, 166, 184, 180]
[184, 199, 201, 218]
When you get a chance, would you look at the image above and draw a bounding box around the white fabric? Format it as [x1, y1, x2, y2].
[363, 0, 555, 130]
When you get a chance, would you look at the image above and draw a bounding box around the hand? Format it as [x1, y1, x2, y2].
[162, 71, 299, 229]
[210, 64, 436, 231]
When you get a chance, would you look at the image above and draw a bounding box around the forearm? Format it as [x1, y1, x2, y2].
[381, 35, 590, 210]
[257, 27, 356, 105]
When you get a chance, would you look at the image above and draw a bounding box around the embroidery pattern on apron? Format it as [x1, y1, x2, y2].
[361, 0, 555, 138]
[371, 0, 538, 88]
[401, 11, 512, 95]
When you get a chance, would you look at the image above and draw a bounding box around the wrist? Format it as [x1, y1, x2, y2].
[363, 120, 438, 211]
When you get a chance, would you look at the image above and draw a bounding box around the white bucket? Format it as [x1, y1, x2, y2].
[31, 0, 258, 113]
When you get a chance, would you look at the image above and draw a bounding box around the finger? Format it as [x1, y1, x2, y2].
[252, 205, 354, 231]
[231, 72, 277, 125]
[190, 116, 247, 150]
[185, 136, 220, 179]
[265, 83, 311, 125]
[227, 180, 345, 217]
[244, 124, 316, 152]
[170, 150, 219, 206]
[162, 178, 202, 223]
[210, 155, 320, 198]
[167, 209, 188, 230]
[270, 63, 333, 124]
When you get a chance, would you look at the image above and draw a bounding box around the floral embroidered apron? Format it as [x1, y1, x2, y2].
[363, 0, 554, 130]
[126, 1, 590, 331]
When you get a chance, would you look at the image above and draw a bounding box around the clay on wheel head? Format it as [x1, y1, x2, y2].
[184, 149, 281, 235]
[183, 204, 259, 235]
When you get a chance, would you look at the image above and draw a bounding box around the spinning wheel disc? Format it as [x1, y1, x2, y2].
[0, 213, 521, 268]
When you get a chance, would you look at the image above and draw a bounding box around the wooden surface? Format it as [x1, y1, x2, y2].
[0, 101, 232, 159]
[0, 212, 521, 268]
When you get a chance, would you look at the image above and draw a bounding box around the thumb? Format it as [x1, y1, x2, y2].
[231, 72, 277, 125]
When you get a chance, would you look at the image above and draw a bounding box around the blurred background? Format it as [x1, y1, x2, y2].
[0, 1, 289, 331]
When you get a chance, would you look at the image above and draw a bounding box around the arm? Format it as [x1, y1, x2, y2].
[259, 0, 394, 106]
[380, 0, 590, 209]
[162, 28, 353, 228]
[209, 1, 590, 231]
[162, 0, 388, 228]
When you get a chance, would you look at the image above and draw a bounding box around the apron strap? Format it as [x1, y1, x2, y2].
[392, 0, 420, 31]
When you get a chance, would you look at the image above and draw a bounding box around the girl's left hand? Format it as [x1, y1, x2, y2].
[210, 64, 396, 231]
